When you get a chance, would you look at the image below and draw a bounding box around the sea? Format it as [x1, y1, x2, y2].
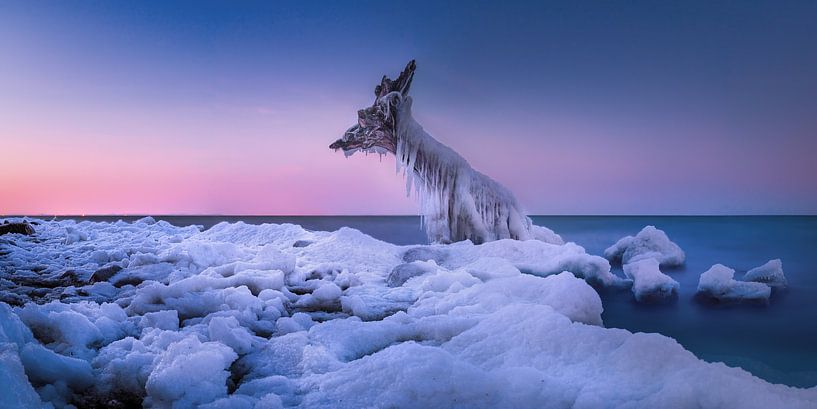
[52, 215, 817, 388]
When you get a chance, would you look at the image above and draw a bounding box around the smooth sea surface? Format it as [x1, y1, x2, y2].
[54, 215, 817, 387]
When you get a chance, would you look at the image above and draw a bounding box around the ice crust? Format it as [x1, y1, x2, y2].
[394, 99, 564, 245]
[697, 264, 772, 304]
[623, 258, 679, 302]
[605, 225, 686, 267]
[0, 218, 814, 408]
[743, 259, 787, 288]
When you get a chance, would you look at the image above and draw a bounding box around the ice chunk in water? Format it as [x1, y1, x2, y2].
[604, 225, 685, 267]
[743, 259, 787, 288]
[696, 264, 771, 304]
[623, 258, 679, 302]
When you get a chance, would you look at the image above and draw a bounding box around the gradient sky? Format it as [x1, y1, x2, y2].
[2, 1, 816, 215]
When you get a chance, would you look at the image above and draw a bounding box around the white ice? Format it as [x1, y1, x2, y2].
[604, 225, 686, 267]
[0, 218, 814, 408]
[623, 258, 679, 302]
[696, 264, 772, 304]
[393, 97, 563, 245]
[743, 259, 787, 288]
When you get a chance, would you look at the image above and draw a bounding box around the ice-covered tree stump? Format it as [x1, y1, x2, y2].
[330, 61, 557, 245]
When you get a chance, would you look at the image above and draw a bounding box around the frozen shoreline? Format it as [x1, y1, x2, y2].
[1, 218, 815, 408]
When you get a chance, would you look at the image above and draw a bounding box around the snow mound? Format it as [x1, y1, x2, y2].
[442, 239, 629, 287]
[145, 336, 238, 408]
[743, 259, 787, 288]
[697, 264, 771, 304]
[0, 218, 814, 408]
[623, 258, 680, 302]
[530, 224, 565, 245]
[301, 301, 817, 409]
[604, 225, 685, 267]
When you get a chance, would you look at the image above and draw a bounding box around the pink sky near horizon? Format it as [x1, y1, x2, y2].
[0, 98, 416, 216]
[3, 99, 814, 216]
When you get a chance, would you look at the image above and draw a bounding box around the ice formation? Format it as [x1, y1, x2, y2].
[0, 218, 815, 408]
[604, 225, 685, 267]
[696, 264, 772, 304]
[622, 258, 679, 302]
[743, 259, 787, 288]
[330, 61, 563, 245]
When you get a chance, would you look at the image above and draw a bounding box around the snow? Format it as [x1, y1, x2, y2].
[604, 225, 686, 267]
[743, 259, 787, 288]
[697, 264, 772, 304]
[0, 218, 814, 408]
[140, 310, 180, 332]
[0, 303, 44, 408]
[0, 302, 33, 348]
[530, 224, 565, 245]
[623, 258, 680, 302]
[435, 239, 629, 287]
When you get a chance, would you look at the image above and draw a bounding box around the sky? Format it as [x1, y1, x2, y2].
[1, 1, 816, 215]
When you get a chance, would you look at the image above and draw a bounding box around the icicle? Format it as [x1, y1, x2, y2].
[391, 97, 534, 244]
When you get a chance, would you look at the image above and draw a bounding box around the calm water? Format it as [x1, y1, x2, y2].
[53, 215, 817, 387]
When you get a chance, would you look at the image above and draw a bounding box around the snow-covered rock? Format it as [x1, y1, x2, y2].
[743, 259, 787, 288]
[697, 264, 771, 304]
[387, 261, 438, 287]
[623, 258, 680, 302]
[604, 225, 685, 267]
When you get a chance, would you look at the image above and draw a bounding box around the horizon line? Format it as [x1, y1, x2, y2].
[3, 213, 816, 218]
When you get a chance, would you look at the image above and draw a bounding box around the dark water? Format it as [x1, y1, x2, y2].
[534, 216, 817, 389]
[50, 215, 817, 387]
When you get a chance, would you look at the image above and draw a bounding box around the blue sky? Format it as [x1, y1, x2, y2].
[1, 1, 816, 214]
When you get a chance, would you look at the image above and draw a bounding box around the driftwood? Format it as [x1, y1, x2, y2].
[329, 60, 415, 155]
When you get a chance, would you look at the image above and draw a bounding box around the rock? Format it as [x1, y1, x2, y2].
[112, 274, 144, 288]
[58, 270, 85, 287]
[402, 247, 448, 264]
[0, 222, 34, 236]
[90, 265, 123, 283]
[293, 240, 314, 248]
